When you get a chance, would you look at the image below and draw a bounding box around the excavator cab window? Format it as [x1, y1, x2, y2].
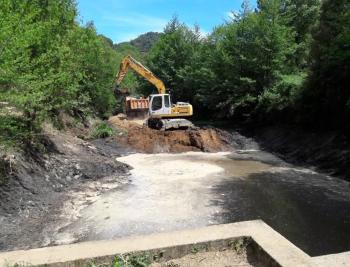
[151, 96, 162, 111]
[164, 95, 170, 108]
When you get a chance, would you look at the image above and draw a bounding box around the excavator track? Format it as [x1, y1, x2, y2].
[147, 118, 194, 130]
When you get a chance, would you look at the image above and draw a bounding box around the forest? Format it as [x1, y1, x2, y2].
[0, 0, 349, 149]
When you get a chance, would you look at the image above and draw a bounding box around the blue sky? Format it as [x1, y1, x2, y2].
[77, 0, 253, 44]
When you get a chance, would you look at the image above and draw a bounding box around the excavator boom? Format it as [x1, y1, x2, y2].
[116, 55, 166, 94]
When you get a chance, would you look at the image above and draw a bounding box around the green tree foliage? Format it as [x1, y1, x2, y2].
[144, 17, 203, 103]
[0, 0, 119, 124]
[282, 0, 321, 68]
[303, 0, 350, 130]
[1, 0, 346, 137]
[130, 32, 162, 53]
[223, 0, 297, 117]
[143, 1, 301, 118]
[140, 0, 324, 123]
[113, 42, 144, 94]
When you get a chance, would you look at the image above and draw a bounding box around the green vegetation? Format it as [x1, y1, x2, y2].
[0, 0, 120, 147]
[0, 114, 42, 150]
[88, 253, 152, 267]
[229, 237, 251, 254]
[90, 122, 116, 139]
[190, 244, 208, 254]
[303, 0, 350, 129]
[0, 1, 120, 121]
[1, 0, 349, 151]
[113, 42, 144, 94]
[133, 0, 349, 132]
[130, 32, 162, 53]
[140, 1, 327, 127]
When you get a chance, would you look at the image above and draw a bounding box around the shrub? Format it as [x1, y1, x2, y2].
[90, 122, 115, 139]
[0, 114, 40, 149]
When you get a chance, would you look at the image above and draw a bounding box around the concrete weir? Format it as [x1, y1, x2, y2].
[0, 220, 329, 267]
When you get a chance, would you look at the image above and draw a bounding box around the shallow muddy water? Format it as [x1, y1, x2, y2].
[52, 148, 350, 256]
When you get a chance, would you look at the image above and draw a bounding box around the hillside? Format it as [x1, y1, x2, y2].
[130, 32, 162, 52]
[114, 32, 162, 53]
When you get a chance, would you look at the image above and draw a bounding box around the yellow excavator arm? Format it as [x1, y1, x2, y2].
[116, 55, 166, 94]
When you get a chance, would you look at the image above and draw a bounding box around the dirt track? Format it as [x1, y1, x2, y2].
[108, 116, 233, 153]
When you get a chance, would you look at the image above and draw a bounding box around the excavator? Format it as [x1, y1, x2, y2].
[115, 55, 194, 130]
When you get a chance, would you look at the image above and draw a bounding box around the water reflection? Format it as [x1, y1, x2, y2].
[211, 170, 350, 256]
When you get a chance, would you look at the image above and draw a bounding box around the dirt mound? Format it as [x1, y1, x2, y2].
[108, 116, 233, 153]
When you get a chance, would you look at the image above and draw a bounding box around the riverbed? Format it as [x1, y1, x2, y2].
[52, 147, 350, 257]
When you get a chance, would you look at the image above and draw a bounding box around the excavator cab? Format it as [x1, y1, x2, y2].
[147, 93, 193, 130]
[149, 94, 172, 117]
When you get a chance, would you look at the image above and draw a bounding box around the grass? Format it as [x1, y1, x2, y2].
[229, 237, 251, 254]
[190, 244, 208, 254]
[88, 252, 152, 267]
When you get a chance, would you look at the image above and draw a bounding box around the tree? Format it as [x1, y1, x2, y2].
[282, 0, 321, 68]
[143, 17, 203, 103]
[130, 32, 162, 53]
[303, 0, 350, 130]
[196, 0, 297, 118]
[0, 0, 119, 124]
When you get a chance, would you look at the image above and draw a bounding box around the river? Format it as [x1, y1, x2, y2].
[50, 132, 350, 257]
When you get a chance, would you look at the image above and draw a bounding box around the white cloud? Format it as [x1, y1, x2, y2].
[226, 11, 239, 21]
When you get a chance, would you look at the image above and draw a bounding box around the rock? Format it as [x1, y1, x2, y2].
[116, 113, 127, 120]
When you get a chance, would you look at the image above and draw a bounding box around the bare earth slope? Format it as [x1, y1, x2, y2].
[0, 128, 130, 251]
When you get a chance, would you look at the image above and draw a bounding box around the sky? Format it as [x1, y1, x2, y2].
[77, 0, 252, 44]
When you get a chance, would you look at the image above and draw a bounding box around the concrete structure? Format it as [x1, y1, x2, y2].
[0, 220, 348, 266]
[312, 251, 350, 267]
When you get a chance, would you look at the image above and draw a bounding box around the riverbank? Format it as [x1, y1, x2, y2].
[0, 126, 131, 251]
[1, 119, 349, 256]
[196, 119, 350, 182]
[0, 119, 233, 252]
[239, 125, 350, 182]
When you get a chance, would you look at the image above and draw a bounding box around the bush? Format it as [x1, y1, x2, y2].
[90, 122, 115, 139]
[258, 73, 306, 113]
[0, 114, 40, 149]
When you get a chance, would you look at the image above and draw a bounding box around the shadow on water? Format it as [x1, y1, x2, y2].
[211, 170, 350, 256]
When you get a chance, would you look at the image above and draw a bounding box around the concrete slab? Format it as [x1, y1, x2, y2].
[0, 220, 314, 267]
[312, 251, 350, 267]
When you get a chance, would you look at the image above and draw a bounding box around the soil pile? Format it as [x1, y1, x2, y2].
[108, 116, 233, 153]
